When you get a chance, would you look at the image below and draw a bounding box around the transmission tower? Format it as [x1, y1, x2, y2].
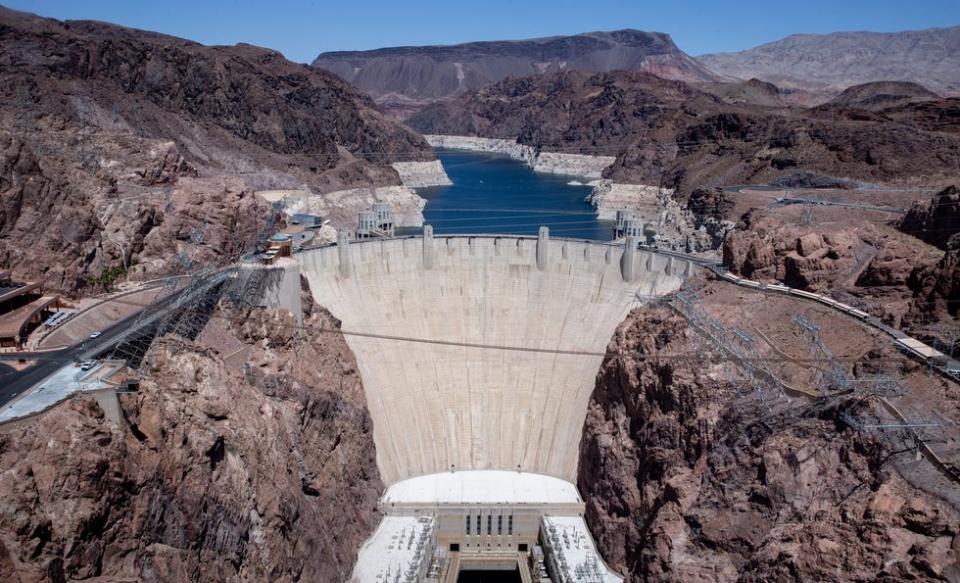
[794, 315, 850, 394]
[671, 290, 783, 403]
[799, 206, 816, 227]
[107, 199, 282, 373]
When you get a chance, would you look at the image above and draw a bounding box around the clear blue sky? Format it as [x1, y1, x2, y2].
[6, 0, 959, 63]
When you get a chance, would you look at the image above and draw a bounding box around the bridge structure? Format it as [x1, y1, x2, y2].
[295, 227, 695, 582]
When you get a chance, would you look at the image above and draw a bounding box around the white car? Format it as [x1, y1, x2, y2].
[89, 331, 102, 339]
[80, 360, 97, 371]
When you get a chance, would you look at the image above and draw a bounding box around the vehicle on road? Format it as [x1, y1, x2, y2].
[80, 360, 97, 371]
[89, 331, 102, 339]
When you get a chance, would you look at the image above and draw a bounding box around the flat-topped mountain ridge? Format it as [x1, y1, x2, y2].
[312, 29, 722, 103]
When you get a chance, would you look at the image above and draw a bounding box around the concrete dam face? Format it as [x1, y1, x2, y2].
[298, 231, 686, 485]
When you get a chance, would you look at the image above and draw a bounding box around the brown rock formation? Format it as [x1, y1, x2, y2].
[899, 186, 960, 251]
[0, 6, 433, 294]
[897, 186, 960, 341]
[0, 300, 381, 582]
[820, 81, 942, 112]
[408, 70, 960, 198]
[685, 187, 734, 223]
[722, 210, 941, 327]
[578, 307, 960, 581]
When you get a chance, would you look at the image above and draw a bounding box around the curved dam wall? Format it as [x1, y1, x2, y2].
[298, 233, 688, 484]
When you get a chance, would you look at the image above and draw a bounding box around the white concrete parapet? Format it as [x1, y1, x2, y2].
[423, 224, 434, 270]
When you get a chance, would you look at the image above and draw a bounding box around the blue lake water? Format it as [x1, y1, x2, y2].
[403, 149, 612, 241]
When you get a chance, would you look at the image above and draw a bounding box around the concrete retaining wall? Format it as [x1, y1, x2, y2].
[299, 235, 687, 484]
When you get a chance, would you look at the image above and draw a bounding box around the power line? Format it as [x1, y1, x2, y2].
[12, 282, 889, 367]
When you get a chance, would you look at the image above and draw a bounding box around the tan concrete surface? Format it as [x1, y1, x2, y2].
[300, 236, 685, 484]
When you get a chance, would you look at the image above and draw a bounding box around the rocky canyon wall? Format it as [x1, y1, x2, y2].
[578, 307, 960, 581]
[0, 297, 382, 582]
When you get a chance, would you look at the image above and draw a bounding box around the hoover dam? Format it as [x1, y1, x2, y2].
[292, 228, 693, 580]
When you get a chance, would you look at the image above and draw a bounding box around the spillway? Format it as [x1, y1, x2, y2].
[293, 230, 689, 580]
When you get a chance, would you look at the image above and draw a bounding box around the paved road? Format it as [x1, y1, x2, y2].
[0, 267, 237, 412]
[0, 307, 150, 408]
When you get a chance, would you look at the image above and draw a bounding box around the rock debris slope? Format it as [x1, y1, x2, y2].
[0, 299, 381, 582]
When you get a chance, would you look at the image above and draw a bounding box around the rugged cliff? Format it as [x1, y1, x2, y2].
[899, 186, 960, 251]
[0, 299, 382, 582]
[0, 6, 433, 293]
[578, 307, 960, 581]
[898, 186, 960, 338]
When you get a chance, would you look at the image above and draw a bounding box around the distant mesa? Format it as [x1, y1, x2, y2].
[312, 29, 723, 107]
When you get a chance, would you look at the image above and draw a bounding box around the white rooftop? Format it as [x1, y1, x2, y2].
[383, 471, 582, 506]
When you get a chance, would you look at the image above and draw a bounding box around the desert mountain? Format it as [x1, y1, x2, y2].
[698, 26, 960, 100]
[312, 29, 722, 108]
[0, 6, 433, 292]
[408, 69, 960, 196]
[821, 81, 942, 111]
[697, 78, 789, 107]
